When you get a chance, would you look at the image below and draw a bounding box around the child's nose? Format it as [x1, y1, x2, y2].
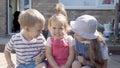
[56, 29, 60, 33]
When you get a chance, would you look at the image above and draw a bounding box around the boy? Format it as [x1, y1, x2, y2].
[4, 9, 46, 68]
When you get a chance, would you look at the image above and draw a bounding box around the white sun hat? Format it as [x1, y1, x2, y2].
[70, 15, 99, 39]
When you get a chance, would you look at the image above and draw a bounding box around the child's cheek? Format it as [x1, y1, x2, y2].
[60, 32, 65, 36]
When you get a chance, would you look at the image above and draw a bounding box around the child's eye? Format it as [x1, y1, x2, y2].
[59, 28, 64, 30]
[53, 27, 56, 29]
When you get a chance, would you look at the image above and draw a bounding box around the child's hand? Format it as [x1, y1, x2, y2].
[61, 65, 69, 68]
[54, 66, 60, 68]
[7, 63, 15, 68]
[78, 56, 84, 64]
[35, 57, 42, 65]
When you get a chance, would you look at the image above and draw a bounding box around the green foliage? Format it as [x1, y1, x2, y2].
[97, 27, 104, 33]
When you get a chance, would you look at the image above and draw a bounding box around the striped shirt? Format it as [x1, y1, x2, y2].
[5, 33, 46, 65]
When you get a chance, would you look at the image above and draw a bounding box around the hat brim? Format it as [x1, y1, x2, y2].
[70, 21, 98, 39]
[70, 21, 76, 32]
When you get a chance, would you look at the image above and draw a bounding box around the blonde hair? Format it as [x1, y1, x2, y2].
[88, 32, 106, 68]
[18, 9, 45, 28]
[48, 3, 70, 32]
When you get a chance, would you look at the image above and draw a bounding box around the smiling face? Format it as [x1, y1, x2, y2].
[50, 21, 66, 39]
[48, 14, 69, 39]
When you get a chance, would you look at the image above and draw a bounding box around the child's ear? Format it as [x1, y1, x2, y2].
[42, 27, 44, 30]
[24, 26, 29, 32]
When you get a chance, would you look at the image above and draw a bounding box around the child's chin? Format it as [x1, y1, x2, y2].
[56, 36, 64, 39]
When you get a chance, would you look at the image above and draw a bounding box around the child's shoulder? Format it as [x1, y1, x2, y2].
[37, 34, 46, 39]
[99, 41, 107, 48]
[66, 35, 74, 40]
[46, 37, 52, 42]
[65, 35, 75, 43]
[11, 33, 21, 39]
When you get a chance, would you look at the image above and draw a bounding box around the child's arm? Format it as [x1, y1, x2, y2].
[102, 60, 108, 68]
[77, 55, 84, 64]
[4, 50, 15, 68]
[62, 46, 75, 68]
[45, 46, 60, 68]
[77, 55, 94, 67]
[77, 55, 93, 66]
[35, 52, 46, 65]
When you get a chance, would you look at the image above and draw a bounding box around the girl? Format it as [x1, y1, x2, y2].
[45, 3, 75, 68]
[71, 15, 109, 68]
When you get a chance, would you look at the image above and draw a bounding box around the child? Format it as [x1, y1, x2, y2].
[4, 9, 47, 68]
[71, 15, 109, 68]
[45, 3, 75, 68]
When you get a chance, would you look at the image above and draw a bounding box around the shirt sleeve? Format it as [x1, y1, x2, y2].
[5, 35, 15, 52]
[41, 34, 47, 45]
[45, 37, 51, 47]
[100, 43, 109, 60]
[67, 35, 75, 47]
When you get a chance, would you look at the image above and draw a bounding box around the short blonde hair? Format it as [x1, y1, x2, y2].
[48, 3, 70, 32]
[18, 9, 45, 28]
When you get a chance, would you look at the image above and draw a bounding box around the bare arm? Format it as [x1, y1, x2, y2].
[40, 53, 46, 61]
[4, 50, 15, 68]
[45, 46, 60, 68]
[77, 55, 93, 66]
[102, 60, 108, 68]
[63, 46, 75, 68]
[77, 55, 84, 63]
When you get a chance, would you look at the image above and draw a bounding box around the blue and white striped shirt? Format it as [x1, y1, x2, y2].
[5, 33, 46, 65]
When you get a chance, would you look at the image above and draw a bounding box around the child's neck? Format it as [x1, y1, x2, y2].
[21, 30, 33, 41]
[53, 34, 67, 40]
